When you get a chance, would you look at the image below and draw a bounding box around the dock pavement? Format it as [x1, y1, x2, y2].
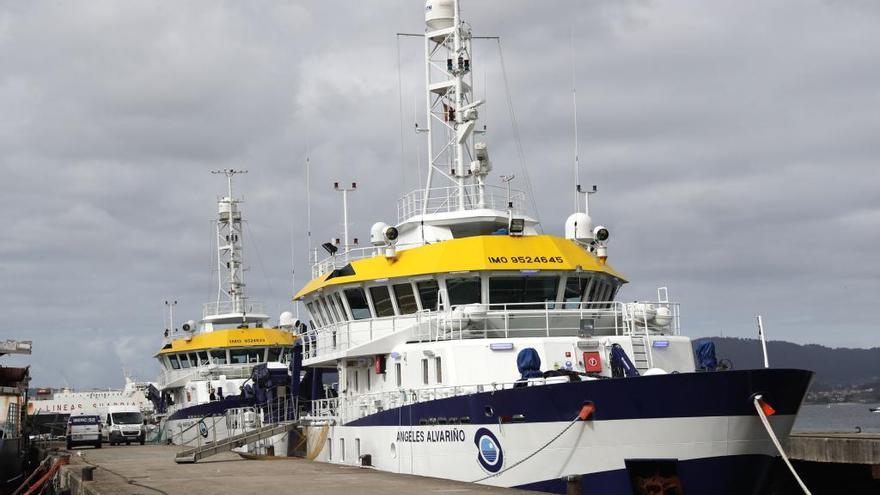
[57, 444, 542, 495]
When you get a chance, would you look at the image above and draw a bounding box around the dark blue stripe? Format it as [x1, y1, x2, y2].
[515, 454, 775, 495]
[167, 397, 255, 421]
[344, 368, 812, 427]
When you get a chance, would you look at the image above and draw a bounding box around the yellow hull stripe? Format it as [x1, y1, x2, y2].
[295, 234, 625, 299]
[155, 327, 297, 356]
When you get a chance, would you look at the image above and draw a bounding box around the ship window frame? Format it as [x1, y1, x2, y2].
[178, 353, 192, 369]
[196, 351, 209, 366]
[315, 298, 332, 325]
[445, 276, 482, 307]
[368, 285, 396, 318]
[416, 280, 440, 312]
[488, 274, 561, 310]
[229, 348, 250, 365]
[210, 350, 228, 365]
[267, 347, 282, 362]
[395, 362, 402, 387]
[562, 274, 591, 309]
[168, 355, 181, 370]
[392, 282, 419, 314]
[435, 356, 442, 383]
[422, 358, 429, 385]
[344, 287, 372, 320]
[333, 292, 350, 320]
[327, 294, 344, 322]
[306, 302, 322, 327]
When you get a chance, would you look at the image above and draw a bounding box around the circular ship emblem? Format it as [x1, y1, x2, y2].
[198, 420, 209, 438]
[474, 428, 504, 473]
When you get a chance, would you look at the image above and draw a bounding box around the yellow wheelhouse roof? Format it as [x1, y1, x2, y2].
[295, 234, 626, 300]
[155, 327, 297, 356]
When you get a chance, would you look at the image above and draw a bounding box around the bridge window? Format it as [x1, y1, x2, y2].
[586, 279, 604, 304]
[333, 293, 349, 320]
[306, 302, 321, 326]
[563, 275, 591, 309]
[489, 276, 560, 309]
[168, 355, 180, 370]
[369, 286, 395, 318]
[327, 295, 344, 322]
[267, 347, 282, 362]
[344, 288, 372, 320]
[393, 283, 419, 314]
[210, 350, 228, 365]
[416, 280, 440, 311]
[395, 363, 402, 386]
[179, 354, 192, 369]
[316, 298, 333, 324]
[229, 348, 250, 364]
[196, 351, 209, 366]
[446, 277, 481, 306]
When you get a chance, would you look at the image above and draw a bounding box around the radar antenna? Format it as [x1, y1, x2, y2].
[422, 0, 488, 213]
[211, 169, 249, 314]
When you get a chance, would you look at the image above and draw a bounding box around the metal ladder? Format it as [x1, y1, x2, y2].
[630, 337, 651, 374]
[174, 421, 299, 463]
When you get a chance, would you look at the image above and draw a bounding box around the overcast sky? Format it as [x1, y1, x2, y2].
[1, 0, 878, 388]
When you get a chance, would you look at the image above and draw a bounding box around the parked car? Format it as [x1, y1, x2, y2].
[102, 406, 145, 446]
[66, 414, 102, 450]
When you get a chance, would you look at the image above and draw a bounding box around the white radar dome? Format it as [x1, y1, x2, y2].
[370, 222, 390, 246]
[565, 212, 594, 242]
[279, 311, 296, 328]
[425, 0, 454, 30]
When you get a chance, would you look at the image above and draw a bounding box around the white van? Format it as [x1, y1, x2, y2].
[102, 406, 145, 445]
[66, 414, 102, 449]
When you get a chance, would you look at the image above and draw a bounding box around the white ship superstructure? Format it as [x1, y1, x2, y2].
[292, 2, 813, 494]
[154, 170, 299, 447]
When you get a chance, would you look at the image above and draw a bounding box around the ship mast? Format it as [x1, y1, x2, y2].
[422, 0, 488, 214]
[212, 169, 248, 314]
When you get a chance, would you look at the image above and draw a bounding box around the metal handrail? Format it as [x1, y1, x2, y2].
[306, 376, 584, 424]
[303, 301, 680, 359]
[396, 184, 529, 223]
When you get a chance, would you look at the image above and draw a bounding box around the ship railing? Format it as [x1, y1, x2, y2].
[260, 395, 299, 424]
[202, 301, 266, 318]
[309, 241, 425, 278]
[303, 301, 679, 359]
[157, 362, 255, 388]
[396, 185, 529, 224]
[306, 376, 586, 424]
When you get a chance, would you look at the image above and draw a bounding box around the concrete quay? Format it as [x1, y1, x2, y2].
[57, 444, 540, 495]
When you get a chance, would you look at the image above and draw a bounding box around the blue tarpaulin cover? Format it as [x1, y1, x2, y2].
[610, 344, 640, 378]
[517, 347, 543, 379]
[696, 340, 718, 371]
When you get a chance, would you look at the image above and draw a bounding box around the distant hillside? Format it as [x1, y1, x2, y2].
[692, 337, 880, 388]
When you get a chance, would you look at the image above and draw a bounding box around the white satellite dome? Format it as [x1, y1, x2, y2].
[425, 0, 454, 30]
[565, 212, 593, 242]
[279, 311, 296, 328]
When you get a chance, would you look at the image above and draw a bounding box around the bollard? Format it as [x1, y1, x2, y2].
[565, 475, 582, 495]
[81, 466, 96, 482]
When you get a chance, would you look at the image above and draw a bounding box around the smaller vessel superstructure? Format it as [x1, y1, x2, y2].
[153, 170, 299, 446]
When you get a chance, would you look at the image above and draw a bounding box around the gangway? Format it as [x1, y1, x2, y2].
[174, 421, 299, 463]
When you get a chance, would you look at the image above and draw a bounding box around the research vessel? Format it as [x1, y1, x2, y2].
[295, 1, 813, 493]
[153, 170, 300, 447]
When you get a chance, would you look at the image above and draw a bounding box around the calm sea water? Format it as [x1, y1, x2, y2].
[793, 403, 880, 433]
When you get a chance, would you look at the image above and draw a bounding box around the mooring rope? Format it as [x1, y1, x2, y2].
[752, 395, 811, 495]
[473, 412, 583, 483]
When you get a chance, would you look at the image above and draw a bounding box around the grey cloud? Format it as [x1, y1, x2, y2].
[1, 0, 878, 388]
